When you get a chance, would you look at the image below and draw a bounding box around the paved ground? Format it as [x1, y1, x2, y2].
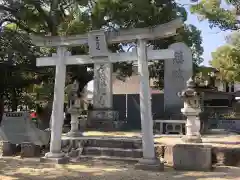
[0, 157, 239, 180]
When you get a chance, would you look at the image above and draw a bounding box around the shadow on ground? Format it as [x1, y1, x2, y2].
[0, 157, 239, 180]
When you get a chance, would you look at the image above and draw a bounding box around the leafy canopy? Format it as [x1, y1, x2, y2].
[190, 0, 240, 30]
[191, 0, 240, 82]
[0, 0, 204, 94]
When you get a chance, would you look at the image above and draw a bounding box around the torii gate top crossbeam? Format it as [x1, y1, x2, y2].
[31, 18, 182, 47]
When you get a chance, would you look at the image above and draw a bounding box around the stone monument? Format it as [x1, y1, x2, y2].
[164, 43, 193, 115]
[178, 77, 202, 143]
[89, 30, 117, 130]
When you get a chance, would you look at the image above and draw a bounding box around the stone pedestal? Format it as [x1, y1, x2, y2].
[40, 152, 69, 164]
[181, 111, 202, 143]
[88, 109, 118, 130]
[0, 141, 16, 156]
[172, 144, 212, 171]
[67, 107, 82, 137]
[21, 142, 41, 157]
[135, 158, 164, 171]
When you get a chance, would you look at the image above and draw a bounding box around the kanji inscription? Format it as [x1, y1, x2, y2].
[173, 51, 184, 64]
[94, 64, 108, 107]
[172, 68, 184, 80]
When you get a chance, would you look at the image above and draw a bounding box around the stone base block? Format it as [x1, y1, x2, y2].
[163, 145, 174, 165]
[40, 156, 69, 164]
[20, 142, 41, 158]
[40, 152, 69, 164]
[135, 158, 164, 171]
[66, 131, 83, 137]
[182, 135, 202, 143]
[172, 144, 212, 171]
[212, 147, 240, 166]
[68, 149, 80, 158]
[83, 147, 143, 158]
[85, 139, 142, 149]
[88, 109, 118, 131]
[0, 141, 16, 156]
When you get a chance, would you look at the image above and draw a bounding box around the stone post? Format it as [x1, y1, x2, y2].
[178, 77, 202, 143]
[135, 39, 163, 171]
[41, 47, 69, 164]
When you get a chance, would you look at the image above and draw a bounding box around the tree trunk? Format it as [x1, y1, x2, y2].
[49, 0, 60, 36]
[0, 93, 4, 124]
[11, 89, 18, 111]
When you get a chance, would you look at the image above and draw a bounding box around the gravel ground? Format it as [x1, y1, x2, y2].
[0, 157, 239, 180]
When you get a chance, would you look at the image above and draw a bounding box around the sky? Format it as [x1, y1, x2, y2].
[181, 0, 232, 66]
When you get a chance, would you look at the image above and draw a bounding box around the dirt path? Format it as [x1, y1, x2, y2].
[0, 157, 239, 180]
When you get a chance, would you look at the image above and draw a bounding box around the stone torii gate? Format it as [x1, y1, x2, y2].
[36, 48, 175, 133]
[31, 18, 184, 166]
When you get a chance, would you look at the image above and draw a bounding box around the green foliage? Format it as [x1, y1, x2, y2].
[190, 0, 239, 30]
[191, 0, 240, 83]
[210, 45, 240, 82]
[0, 0, 204, 108]
[0, 26, 53, 109]
[226, 31, 240, 48]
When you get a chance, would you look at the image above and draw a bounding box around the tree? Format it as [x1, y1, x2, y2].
[0, 0, 203, 95]
[210, 31, 240, 82]
[90, 0, 203, 88]
[190, 0, 240, 31]
[0, 25, 52, 122]
[191, 0, 240, 82]
[210, 45, 240, 81]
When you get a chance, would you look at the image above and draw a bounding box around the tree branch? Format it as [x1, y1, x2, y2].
[0, 5, 18, 14]
[0, 18, 38, 34]
[29, 1, 54, 33]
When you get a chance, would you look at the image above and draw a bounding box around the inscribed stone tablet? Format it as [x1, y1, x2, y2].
[93, 63, 113, 109]
[88, 30, 108, 57]
[1, 112, 29, 144]
[164, 42, 193, 114]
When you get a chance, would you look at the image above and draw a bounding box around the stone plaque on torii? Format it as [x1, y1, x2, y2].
[31, 18, 188, 167]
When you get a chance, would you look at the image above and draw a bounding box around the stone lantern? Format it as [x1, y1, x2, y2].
[67, 80, 83, 137]
[178, 77, 202, 143]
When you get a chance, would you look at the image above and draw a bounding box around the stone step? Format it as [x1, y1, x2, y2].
[73, 155, 141, 163]
[82, 147, 143, 158]
[84, 139, 142, 149]
[88, 121, 115, 131]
